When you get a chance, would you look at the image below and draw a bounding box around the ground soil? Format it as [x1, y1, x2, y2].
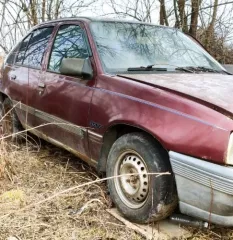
[0, 138, 232, 240]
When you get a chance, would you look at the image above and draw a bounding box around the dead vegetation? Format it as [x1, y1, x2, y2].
[0, 138, 232, 239]
[0, 139, 140, 240]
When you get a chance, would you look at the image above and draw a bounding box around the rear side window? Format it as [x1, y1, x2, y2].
[6, 44, 20, 65]
[23, 27, 53, 68]
[48, 25, 89, 72]
[15, 34, 31, 65]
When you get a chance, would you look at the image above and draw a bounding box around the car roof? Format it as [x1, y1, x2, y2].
[36, 17, 169, 28]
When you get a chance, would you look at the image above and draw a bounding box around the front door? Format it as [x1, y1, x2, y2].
[34, 23, 96, 165]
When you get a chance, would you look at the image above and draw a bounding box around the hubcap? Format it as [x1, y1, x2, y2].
[114, 150, 149, 209]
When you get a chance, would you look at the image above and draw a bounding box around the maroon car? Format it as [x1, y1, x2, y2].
[1, 17, 233, 226]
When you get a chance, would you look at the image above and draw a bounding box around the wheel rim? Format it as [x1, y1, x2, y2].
[114, 150, 150, 209]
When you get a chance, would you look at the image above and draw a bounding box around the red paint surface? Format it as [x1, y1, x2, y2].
[1, 18, 233, 165]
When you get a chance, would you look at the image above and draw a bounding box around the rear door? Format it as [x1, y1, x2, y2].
[33, 23, 96, 165]
[3, 26, 54, 130]
[2, 33, 32, 118]
[17, 26, 54, 129]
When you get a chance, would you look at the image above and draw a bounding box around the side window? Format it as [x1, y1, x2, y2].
[15, 34, 31, 65]
[48, 25, 89, 72]
[23, 27, 53, 68]
[6, 43, 20, 65]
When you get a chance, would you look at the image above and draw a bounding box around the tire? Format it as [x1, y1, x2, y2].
[2, 98, 23, 142]
[106, 132, 177, 223]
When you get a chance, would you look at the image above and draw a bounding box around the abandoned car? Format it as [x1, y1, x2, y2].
[1, 17, 233, 226]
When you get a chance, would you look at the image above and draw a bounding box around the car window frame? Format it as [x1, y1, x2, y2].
[14, 33, 33, 67]
[14, 25, 55, 70]
[5, 42, 21, 66]
[21, 26, 54, 70]
[46, 22, 92, 75]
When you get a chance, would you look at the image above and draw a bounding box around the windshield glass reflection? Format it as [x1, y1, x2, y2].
[90, 22, 224, 73]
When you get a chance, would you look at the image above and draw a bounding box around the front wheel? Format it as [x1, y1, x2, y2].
[106, 132, 177, 223]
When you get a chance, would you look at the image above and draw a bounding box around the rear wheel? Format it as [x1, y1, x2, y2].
[2, 98, 23, 142]
[106, 132, 177, 223]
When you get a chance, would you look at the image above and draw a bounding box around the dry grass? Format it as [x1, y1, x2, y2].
[0, 139, 141, 240]
[0, 138, 232, 240]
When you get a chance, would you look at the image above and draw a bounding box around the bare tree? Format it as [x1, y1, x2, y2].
[107, 0, 158, 22]
[0, 0, 97, 53]
[159, 0, 169, 26]
[106, 0, 233, 63]
[177, 0, 188, 32]
[1, 0, 233, 63]
[189, 0, 201, 37]
[205, 0, 218, 49]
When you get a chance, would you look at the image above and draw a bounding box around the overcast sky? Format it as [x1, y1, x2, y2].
[0, 0, 232, 55]
[79, 0, 233, 43]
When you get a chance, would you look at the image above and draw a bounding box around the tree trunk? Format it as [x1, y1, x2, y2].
[183, 11, 189, 33]
[205, 0, 218, 51]
[47, 0, 54, 20]
[42, 0, 46, 22]
[189, 0, 200, 37]
[177, 0, 186, 30]
[159, 0, 169, 26]
[173, 0, 180, 27]
[55, 0, 61, 19]
[29, 0, 38, 26]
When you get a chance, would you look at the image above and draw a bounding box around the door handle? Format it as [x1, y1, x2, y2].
[38, 82, 45, 88]
[38, 82, 46, 96]
[10, 74, 16, 80]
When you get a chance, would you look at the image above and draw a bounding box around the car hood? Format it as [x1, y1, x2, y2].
[119, 73, 233, 115]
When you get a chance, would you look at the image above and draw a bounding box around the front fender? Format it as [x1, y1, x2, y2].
[89, 75, 233, 165]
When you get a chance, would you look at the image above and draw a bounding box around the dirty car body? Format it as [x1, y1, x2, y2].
[1, 17, 233, 226]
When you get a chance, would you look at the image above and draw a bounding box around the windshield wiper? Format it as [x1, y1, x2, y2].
[129, 64, 195, 73]
[142, 64, 195, 73]
[196, 66, 221, 73]
[127, 65, 225, 74]
[176, 66, 222, 73]
[127, 65, 167, 72]
[175, 67, 194, 73]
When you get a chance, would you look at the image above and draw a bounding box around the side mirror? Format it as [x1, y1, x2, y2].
[59, 58, 93, 79]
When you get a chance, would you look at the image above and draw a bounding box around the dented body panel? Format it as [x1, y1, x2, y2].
[89, 74, 232, 164]
[1, 17, 233, 166]
[120, 73, 233, 118]
[1, 17, 233, 226]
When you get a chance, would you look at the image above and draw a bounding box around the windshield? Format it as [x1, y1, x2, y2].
[90, 21, 225, 73]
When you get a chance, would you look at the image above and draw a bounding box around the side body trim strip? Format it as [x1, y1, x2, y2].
[13, 100, 86, 138]
[88, 130, 103, 143]
[22, 123, 97, 167]
[94, 87, 227, 131]
[11, 74, 227, 132]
